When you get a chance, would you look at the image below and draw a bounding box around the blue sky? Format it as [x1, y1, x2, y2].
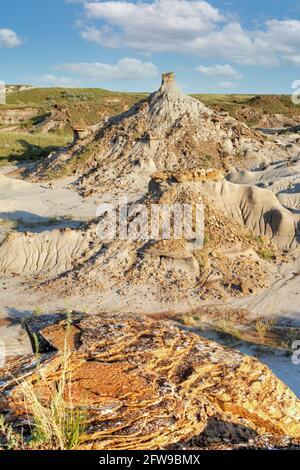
[1, 0, 300, 93]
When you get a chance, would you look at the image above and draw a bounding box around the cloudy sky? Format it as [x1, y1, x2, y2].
[1, 0, 300, 93]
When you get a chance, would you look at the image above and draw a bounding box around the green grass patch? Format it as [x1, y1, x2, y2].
[244, 233, 277, 261]
[3, 87, 147, 128]
[2, 87, 298, 130]
[6, 87, 144, 106]
[192, 93, 299, 126]
[192, 93, 255, 107]
[0, 131, 72, 166]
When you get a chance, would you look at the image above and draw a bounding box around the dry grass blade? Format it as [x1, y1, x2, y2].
[20, 312, 86, 450]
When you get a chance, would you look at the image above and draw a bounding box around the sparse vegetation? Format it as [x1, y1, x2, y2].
[255, 318, 274, 342]
[32, 306, 43, 317]
[0, 131, 71, 166]
[0, 87, 146, 174]
[2, 87, 147, 130]
[23, 380, 86, 450]
[1, 87, 298, 171]
[1, 312, 86, 450]
[22, 315, 86, 449]
[258, 247, 277, 261]
[0, 219, 18, 230]
[0, 415, 23, 450]
[194, 249, 210, 271]
[215, 318, 242, 340]
[193, 93, 298, 126]
[245, 233, 277, 261]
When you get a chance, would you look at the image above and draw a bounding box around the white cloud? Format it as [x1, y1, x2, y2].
[81, 1, 224, 52]
[286, 55, 300, 66]
[0, 29, 22, 48]
[36, 74, 82, 87]
[196, 64, 243, 79]
[217, 81, 236, 90]
[76, 1, 300, 68]
[58, 58, 158, 80]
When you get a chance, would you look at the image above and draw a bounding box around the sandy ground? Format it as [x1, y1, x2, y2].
[0, 166, 98, 356]
[0, 165, 99, 226]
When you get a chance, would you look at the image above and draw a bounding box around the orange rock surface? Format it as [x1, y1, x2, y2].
[1, 312, 300, 450]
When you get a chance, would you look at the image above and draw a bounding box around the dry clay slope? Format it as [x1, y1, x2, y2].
[227, 156, 300, 211]
[0, 224, 96, 276]
[1, 170, 294, 306]
[28, 73, 284, 196]
[0, 169, 298, 289]
[188, 176, 300, 252]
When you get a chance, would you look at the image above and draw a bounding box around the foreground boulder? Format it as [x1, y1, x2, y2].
[0, 312, 300, 450]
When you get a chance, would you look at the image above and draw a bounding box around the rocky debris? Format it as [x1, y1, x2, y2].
[0, 107, 40, 125]
[14, 172, 275, 305]
[27, 73, 284, 196]
[38, 105, 71, 133]
[152, 170, 299, 251]
[0, 312, 299, 450]
[0, 167, 284, 303]
[152, 167, 224, 183]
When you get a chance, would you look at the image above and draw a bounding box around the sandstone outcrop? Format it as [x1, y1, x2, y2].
[0, 107, 39, 125]
[1, 312, 299, 450]
[39, 105, 71, 133]
[28, 74, 283, 197]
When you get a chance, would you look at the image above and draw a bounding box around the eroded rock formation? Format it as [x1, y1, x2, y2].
[28, 74, 283, 196]
[0, 170, 280, 306]
[1, 312, 299, 450]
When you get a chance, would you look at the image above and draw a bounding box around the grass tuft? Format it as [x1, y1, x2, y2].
[0, 131, 71, 166]
[1, 311, 87, 450]
[255, 318, 274, 342]
[22, 312, 86, 450]
[0, 415, 23, 450]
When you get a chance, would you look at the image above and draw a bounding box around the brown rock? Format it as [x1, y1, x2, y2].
[1, 312, 300, 450]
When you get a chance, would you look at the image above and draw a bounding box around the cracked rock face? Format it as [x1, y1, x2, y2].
[1, 312, 300, 450]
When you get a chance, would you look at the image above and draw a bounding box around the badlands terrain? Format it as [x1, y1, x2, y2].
[0, 73, 300, 449]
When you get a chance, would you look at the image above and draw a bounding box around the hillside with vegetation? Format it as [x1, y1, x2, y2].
[1, 85, 299, 167]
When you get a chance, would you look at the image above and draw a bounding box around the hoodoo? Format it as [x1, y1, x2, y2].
[28, 73, 283, 197]
[2, 1, 300, 453]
